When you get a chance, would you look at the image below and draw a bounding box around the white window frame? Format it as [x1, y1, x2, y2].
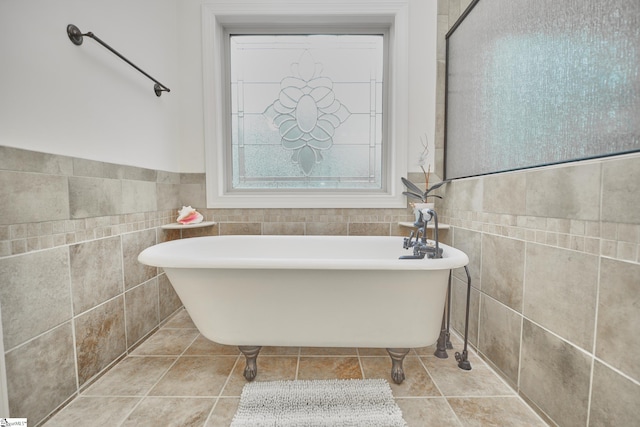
[202, 0, 409, 208]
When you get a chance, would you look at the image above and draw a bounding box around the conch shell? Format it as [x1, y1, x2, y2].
[176, 206, 203, 224]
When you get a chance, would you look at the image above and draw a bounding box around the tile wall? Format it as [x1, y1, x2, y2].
[438, 156, 640, 426]
[5, 139, 638, 427]
[438, 1, 640, 426]
[0, 145, 417, 426]
[0, 146, 186, 425]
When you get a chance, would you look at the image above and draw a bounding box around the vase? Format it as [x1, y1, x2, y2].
[413, 202, 435, 223]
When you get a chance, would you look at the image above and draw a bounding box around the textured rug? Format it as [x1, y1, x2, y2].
[231, 378, 407, 427]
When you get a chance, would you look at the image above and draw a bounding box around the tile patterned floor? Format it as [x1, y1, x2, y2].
[43, 309, 548, 426]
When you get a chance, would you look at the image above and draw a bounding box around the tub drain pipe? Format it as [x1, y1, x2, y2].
[434, 272, 452, 358]
[446, 277, 453, 350]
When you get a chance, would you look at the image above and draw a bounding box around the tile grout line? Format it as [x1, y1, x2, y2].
[115, 328, 201, 427]
[203, 353, 242, 426]
[447, 331, 551, 425]
[356, 348, 365, 379]
[295, 347, 301, 380]
[586, 253, 604, 427]
[415, 353, 465, 426]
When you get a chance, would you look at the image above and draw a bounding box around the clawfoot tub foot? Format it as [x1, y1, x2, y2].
[238, 346, 262, 381]
[386, 348, 410, 384]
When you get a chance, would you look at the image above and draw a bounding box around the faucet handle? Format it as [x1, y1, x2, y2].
[403, 231, 415, 249]
[421, 208, 435, 222]
[427, 246, 444, 259]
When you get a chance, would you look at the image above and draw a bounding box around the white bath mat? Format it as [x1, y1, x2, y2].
[231, 378, 407, 427]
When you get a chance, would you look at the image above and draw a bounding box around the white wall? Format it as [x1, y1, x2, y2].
[407, 0, 438, 175]
[0, 0, 437, 174]
[0, 0, 182, 172]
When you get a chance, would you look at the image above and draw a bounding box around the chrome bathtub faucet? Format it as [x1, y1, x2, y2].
[401, 208, 443, 259]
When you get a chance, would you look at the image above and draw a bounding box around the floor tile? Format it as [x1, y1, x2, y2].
[206, 398, 240, 426]
[413, 343, 439, 356]
[448, 396, 548, 426]
[44, 396, 140, 426]
[222, 356, 298, 396]
[149, 356, 237, 397]
[260, 346, 300, 356]
[42, 309, 548, 426]
[396, 397, 463, 426]
[83, 356, 176, 396]
[162, 309, 197, 329]
[361, 357, 441, 397]
[121, 397, 214, 427]
[416, 334, 477, 361]
[423, 357, 514, 397]
[184, 335, 240, 356]
[130, 328, 199, 356]
[358, 347, 389, 356]
[297, 356, 362, 380]
[300, 346, 357, 356]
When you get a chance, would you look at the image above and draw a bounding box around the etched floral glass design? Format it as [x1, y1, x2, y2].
[263, 50, 352, 176]
[229, 35, 384, 190]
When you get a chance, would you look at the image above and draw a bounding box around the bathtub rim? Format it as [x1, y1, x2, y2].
[138, 235, 469, 271]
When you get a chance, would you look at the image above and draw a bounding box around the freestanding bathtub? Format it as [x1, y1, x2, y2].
[138, 235, 468, 384]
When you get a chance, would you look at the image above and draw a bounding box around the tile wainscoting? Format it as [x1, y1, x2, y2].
[3, 144, 638, 427]
[0, 146, 185, 425]
[0, 146, 419, 426]
[438, 155, 640, 426]
[435, 2, 640, 424]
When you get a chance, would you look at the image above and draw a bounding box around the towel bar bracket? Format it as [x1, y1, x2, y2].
[67, 24, 84, 46]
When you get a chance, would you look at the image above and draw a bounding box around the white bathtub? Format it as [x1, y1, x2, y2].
[138, 235, 468, 383]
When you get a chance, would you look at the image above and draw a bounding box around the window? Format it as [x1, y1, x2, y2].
[202, 2, 409, 208]
[231, 34, 384, 188]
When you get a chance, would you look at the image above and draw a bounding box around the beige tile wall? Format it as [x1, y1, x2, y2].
[8, 138, 639, 427]
[438, 1, 640, 425]
[438, 157, 640, 426]
[0, 147, 185, 425]
[0, 146, 418, 426]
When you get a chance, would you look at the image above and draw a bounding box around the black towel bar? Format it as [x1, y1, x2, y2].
[67, 24, 170, 97]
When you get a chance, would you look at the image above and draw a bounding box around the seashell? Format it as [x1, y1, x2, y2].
[177, 206, 204, 224]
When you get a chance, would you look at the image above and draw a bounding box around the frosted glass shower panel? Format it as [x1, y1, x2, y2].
[445, 0, 640, 180]
[229, 35, 384, 190]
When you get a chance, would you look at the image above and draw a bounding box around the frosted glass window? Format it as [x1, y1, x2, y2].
[229, 35, 384, 190]
[445, 0, 640, 180]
